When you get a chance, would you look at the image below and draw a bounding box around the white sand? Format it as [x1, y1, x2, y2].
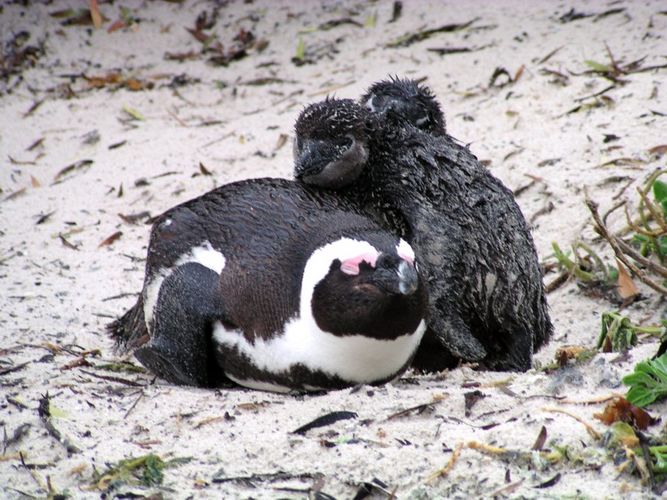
[1, 0, 666, 498]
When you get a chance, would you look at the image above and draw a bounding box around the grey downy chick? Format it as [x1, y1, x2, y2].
[293, 80, 552, 372]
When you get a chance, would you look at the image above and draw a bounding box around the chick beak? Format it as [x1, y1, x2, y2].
[294, 138, 326, 180]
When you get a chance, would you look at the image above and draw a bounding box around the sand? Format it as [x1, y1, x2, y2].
[1, 0, 666, 498]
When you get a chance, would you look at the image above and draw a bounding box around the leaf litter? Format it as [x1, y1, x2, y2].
[91, 453, 192, 493]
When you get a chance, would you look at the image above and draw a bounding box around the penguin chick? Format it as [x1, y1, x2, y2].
[360, 76, 446, 136]
[109, 178, 427, 393]
[293, 97, 369, 189]
[293, 95, 552, 373]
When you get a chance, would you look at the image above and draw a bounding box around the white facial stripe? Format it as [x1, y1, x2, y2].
[143, 240, 226, 329]
[396, 239, 415, 264]
[213, 320, 427, 391]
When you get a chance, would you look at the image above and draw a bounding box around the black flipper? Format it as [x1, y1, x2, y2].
[411, 314, 486, 372]
[479, 323, 533, 372]
[135, 262, 225, 387]
[434, 313, 487, 361]
[411, 327, 460, 372]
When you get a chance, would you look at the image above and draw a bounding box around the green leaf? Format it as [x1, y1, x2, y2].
[658, 235, 667, 258]
[295, 38, 305, 62]
[598, 312, 638, 351]
[584, 60, 613, 73]
[653, 446, 667, 474]
[622, 352, 667, 407]
[606, 265, 618, 281]
[141, 454, 164, 486]
[122, 106, 144, 121]
[603, 421, 637, 450]
[653, 179, 667, 204]
[49, 405, 69, 419]
[93, 453, 191, 491]
[97, 362, 146, 373]
[551, 241, 595, 281]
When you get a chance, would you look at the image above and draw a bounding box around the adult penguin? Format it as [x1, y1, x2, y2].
[109, 178, 427, 392]
[293, 80, 552, 372]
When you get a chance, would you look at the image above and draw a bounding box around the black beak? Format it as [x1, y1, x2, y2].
[294, 138, 329, 180]
[374, 261, 419, 296]
[294, 137, 367, 189]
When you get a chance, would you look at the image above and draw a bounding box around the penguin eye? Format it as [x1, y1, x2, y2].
[330, 135, 352, 152]
[414, 112, 430, 128]
[368, 94, 388, 112]
[358, 260, 374, 272]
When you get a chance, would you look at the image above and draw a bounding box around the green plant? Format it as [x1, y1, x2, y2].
[93, 454, 191, 492]
[631, 172, 667, 264]
[597, 312, 665, 352]
[598, 312, 637, 351]
[603, 422, 667, 484]
[551, 241, 617, 284]
[622, 352, 667, 407]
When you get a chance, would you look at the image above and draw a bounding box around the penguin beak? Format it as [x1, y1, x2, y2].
[294, 138, 328, 180]
[397, 260, 419, 295]
[294, 137, 367, 189]
[374, 261, 419, 296]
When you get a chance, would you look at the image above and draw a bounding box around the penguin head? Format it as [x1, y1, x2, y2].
[302, 237, 427, 340]
[294, 98, 369, 189]
[360, 76, 446, 136]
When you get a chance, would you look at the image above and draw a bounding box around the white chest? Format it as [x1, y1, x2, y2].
[213, 317, 426, 392]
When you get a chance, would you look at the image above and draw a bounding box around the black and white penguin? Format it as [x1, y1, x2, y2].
[293, 84, 552, 372]
[109, 178, 427, 392]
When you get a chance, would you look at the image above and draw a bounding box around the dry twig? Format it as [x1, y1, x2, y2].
[587, 198, 667, 295]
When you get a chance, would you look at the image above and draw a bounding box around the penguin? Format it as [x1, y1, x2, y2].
[361, 76, 446, 137]
[293, 84, 552, 373]
[109, 178, 427, 392]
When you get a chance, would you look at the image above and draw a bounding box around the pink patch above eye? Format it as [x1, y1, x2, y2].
[340, 252, 378, 275]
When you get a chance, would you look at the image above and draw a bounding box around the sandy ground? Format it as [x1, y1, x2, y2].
[1, 0, 667, 498]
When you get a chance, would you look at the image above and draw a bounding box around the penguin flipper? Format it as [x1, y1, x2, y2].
[410, 326, 460, 372]
[136, 262, 225, 387]
[412, 313, 487, 372]
[479, 323, 533, 372]
[437, 312, 487, 360]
